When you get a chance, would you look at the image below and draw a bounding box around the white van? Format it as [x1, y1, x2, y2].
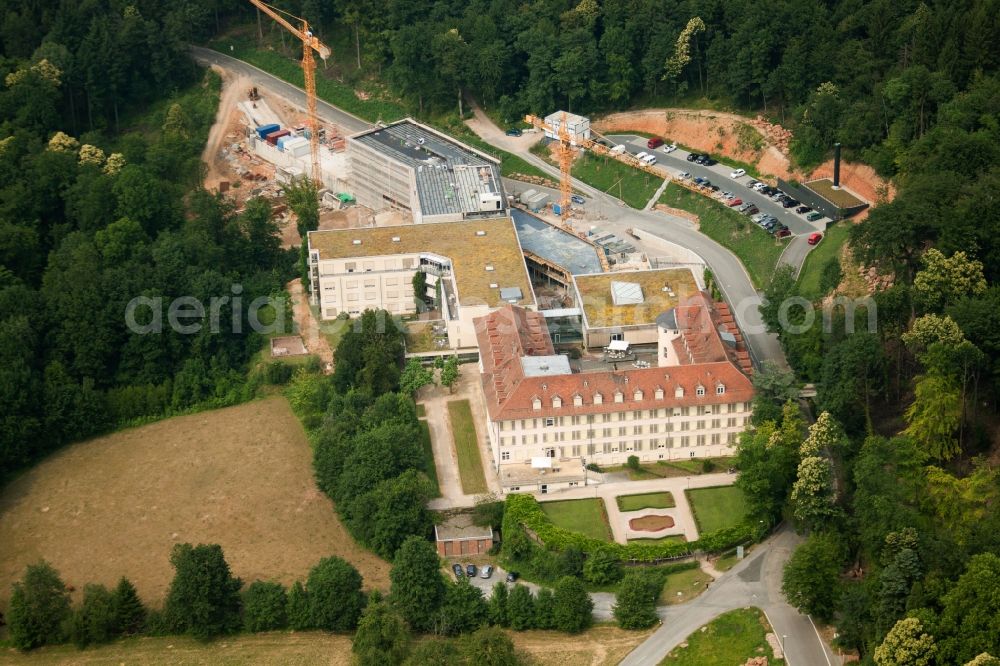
[611, 144, 626, 154]
[641, 154, 657, 165]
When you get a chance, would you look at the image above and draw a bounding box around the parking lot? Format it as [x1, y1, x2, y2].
[607, 134, 826, 237]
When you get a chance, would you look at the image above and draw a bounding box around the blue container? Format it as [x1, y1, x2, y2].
[255, 123, 279, 140]
[277, 135, 292, 151]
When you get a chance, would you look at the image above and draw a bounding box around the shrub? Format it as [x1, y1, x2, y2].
[242, 581, 288, 632]
[263, 361, 294, 385]
[7, 560, 71, 650]
[552, 577, 593, 633]
[585, 463, 602, 473]
[163, 543, 243, 639]
[305, 556, 365, 631]
[69, 584, 117, 648]
[701, 459, 715, 473]
[626, 455, 640, 471]
[613, 573, 660, 630]
[583, 546, 623, 585]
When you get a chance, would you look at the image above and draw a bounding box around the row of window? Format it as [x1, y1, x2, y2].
[497, 433, 738, 460]
[498, 417, 747, 446]
[531, 383, 727, 411]
[499, 403, 749, 431]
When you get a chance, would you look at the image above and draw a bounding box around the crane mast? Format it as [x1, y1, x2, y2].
[248, 0, 331, 186]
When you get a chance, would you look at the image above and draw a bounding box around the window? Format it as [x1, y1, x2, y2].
[594, 393, 603, 405]
[618, 426, 627, 437]
[655, 387, 664, 399]
[602, 413, 611, 423]
[697, 435, 706, 445]
[727, 417, 737, 428]
[711, 433, 721, 444]
[345, 262, 356, 272]
[697, 406, 707, 416]
[650, 423, 659, 433]
[532, 398, 542, 411]
[716, 384, 726, 395]
[728, 403, 736, 413]
[347, 293, 359, 302]
[614, 391, 624, 403]
[587, 443, 596, 455]
[712, 404, 721, 415]
[633, 425, 642, 435]
[386, 290, 399, 299]
[346, 280, 358, 289]
[697, 420, 706, 430]
[574, 395, 583, 407]
[634, 440, 643, 451]
[681, 436, 690, 447]
[603, 428, 612, 438]
[364, 292, 376, 301]
[696, 385, 706, 396]
[675, 386, 684, 398]
[680, 422, 689, 431]
[544, 417, 555, 427]
[552, 396, 562, 408]
[501, 451, 510, 461]
[681, 407, 690, 416]
[364, 279, 376, 288]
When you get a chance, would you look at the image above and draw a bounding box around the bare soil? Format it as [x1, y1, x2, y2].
[288, 278, 334, 370]
[628, 514, 676, 532]
[0, 397, 389, 610]
[512, 626, 654, 665]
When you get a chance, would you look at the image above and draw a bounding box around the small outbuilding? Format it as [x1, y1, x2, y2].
[434, 513, 495, 557]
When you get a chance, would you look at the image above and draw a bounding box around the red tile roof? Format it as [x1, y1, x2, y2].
[475, 298, 754, 422]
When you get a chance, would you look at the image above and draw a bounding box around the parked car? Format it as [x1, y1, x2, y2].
[505, 128, 523, 137]
[730, 168, 747, 179]
[703, 157, 717, 166]
[678, 171, 691, 179]
[571, 194, 585, 205]
[743, 205, 759, 215]
[686, 152, 700, 162]
[452, 563, 464, 579]
[693, 176, 707, 185]
[695, 155, 709, 165]
[635, 151, 649, 160]
[795, 205, 812, 214]
[746, 179, 760, 189]
[641, 154, 657, 165]
[481, 565, 494, 579]
[506, 571, 519, 583]
[611, 144, 626, 154]
[664, 143, 678, 152]
[647, 136, 664, 149]
[466, 563, 477, 577]
[806, 211, 823, 221]
[776, 228, 791, 238]
[782, 198, 800, 208]
[722, 191, 734, 199]
[708, 184, 720, 192]
[764, 219, 778, 231]
[751, 213, 768, 223]
[771, 192, 787, 201]
[727, 198, 743, 206]
[752, 182, 767, 191]
[808, 232, 823, 245]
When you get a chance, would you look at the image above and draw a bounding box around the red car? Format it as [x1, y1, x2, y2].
[776, 228, 791, 239]
[807, 232, 823, 245]
[726, 198, 743, 207]
[647, 136, 664, 149]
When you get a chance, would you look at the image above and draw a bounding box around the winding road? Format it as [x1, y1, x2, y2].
[191, 47, 833, 663]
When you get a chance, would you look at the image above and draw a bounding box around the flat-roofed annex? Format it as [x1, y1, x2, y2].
[308, 218, 534, 309]
[574, 268, 700, 329]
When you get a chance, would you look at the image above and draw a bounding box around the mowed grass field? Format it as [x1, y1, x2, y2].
[659, 607, 784, 665]
[539, 498, 613, 541]
[0, 625, 651, 666]
[448, 400, 489, 495]
[0, 397, 391, 611]
[686, 486, 748, 534]
[616, 491, 676, 512]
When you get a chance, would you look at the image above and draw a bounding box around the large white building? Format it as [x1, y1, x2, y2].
[475, 290, 755, 492]
[307, 217, 535, 350]
[348, 119, 507, 224]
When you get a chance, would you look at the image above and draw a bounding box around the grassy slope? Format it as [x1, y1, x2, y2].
[417, 420, 440, 497]
[685, 486, 748, 535]
[538, 498, 614, 542]
[616, 491, 676, 511]
[796, 221, 851, 299]
[447, 400, 488, 495]
[659, 182, 783, 288]
[572, 152, 663, 209]
[659, 608, 784, 665]
[659, 566, 713, 605]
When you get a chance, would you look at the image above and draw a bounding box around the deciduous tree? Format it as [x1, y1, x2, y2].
[390, 536, 447, 633]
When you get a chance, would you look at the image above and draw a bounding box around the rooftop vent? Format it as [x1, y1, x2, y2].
[352, 240, 362, 245]
[489, 283, 498, 289]
[476, 230, 487, 236]
[391, 236, 401, 242]
[485, 264, 495, 272]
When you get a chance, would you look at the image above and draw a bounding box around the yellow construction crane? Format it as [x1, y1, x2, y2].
[525, 113, 666, 221]
[249, 0, 331, 186]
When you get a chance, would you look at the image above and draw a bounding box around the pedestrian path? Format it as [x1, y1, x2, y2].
[644, 176, 672, 210]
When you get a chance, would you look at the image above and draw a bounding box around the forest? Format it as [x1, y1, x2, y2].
[0, 1, 294, 480]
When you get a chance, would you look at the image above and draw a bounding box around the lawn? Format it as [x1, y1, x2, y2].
[659, 608, 784, 665]
[796, 220, 851, 299]
[415, 403, 426, 418]
[617, 491, 676, 512]
[659, 182, 784, 288]
[0, 397, 391, 610]
[447, 400, 489, 495]
[661, 457, 733, 475]
[418, 420, 440, 497]
[573, 151, 664, 209]
[658, 565, 714, 605]
[629, 534, 687, 545]
[539, 498, 614, 542]
[685, 486, 748, 535]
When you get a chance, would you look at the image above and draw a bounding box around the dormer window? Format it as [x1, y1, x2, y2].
[614, 391, 624, 403]
[552, 396, 562, 408]
[594, 393, 603, 405]
[633, 389, 643, 401]
[716, 384, 725, 395]
[655, 387, 664, 400]
[573, 394, 583, 407]
[532, 398, 542, 411]
[675, 386, 684, 398]
[696, 385, 706, 397]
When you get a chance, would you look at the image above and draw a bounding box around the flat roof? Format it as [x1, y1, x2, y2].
[574, 268, 700, 329]
[352, 119, 506, 219]
[434, 513, 494, 542]
[511, 209, 604, 275]
[804, 178, 867, 208]
[520, 355, 572, 377]
[308, 218, 534, 308]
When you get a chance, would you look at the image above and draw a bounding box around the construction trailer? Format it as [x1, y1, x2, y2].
[543, 111, 591, 145]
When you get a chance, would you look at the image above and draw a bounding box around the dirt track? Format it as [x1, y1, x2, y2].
[0, 397, 389, 608]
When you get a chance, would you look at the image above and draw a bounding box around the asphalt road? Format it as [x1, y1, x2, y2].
[620, 526, 837, 666]
[607, 134, 825, 237]
[189, 45, 373, 135]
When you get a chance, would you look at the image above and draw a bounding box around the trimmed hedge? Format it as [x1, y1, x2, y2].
[503, 494, 753, 563]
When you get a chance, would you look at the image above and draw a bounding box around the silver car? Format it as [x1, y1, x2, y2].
[480, 565, 494, 579]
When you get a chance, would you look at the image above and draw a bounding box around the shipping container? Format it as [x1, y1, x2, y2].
[255, 123, 279, 139]
[265, 129, 290, 145]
